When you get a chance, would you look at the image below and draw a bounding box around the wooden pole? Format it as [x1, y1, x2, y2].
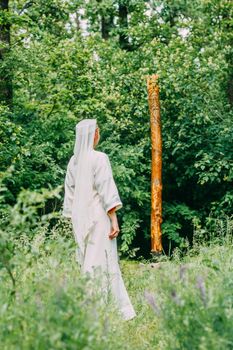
[147, 74, 163, 254]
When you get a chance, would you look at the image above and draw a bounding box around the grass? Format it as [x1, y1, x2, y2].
[0, 226, 233, 350]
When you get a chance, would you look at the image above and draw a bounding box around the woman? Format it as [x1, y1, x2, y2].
[62, 119, 136, 321]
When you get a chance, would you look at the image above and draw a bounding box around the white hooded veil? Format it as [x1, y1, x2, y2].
[72, 119, 97, 256]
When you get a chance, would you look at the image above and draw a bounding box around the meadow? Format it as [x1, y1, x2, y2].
[1, 218, 232, 350]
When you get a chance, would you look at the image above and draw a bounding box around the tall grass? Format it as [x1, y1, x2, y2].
[0, 218, 232, 349]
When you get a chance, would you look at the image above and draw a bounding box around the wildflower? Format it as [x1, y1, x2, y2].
[144, 290, 160, 315]
[179, 264, 186, 281]
[171, 289, 183, 306]
[196, 275, 207, 307]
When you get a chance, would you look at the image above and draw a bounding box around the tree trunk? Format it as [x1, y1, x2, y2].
[224, 18, 233, 106]
[101, 13, 114, 39]
[147, 74, 163, 254]
[0, 0, 12, 106]
[227, 74, 233, 106]
[119, 3, 130, 50]
[96, 0, 114, 40]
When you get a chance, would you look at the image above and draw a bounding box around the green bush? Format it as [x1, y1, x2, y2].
[1, 0, 232, 254]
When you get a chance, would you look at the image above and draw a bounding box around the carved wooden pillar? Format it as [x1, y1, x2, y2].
[147, 74, 163, 254]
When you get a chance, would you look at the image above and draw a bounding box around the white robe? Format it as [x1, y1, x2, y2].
[63, 150, 136, 321]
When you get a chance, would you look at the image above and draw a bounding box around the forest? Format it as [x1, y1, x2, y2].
[0, 1, 233, 349]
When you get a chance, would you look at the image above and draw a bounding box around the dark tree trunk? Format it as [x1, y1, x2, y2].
[224, 19, 233, 106]
[96, 0, 114, 40]
[167, 7, 178, 28]
[227, 73, 233, 106]
[119, 3, 130, 50]
[101, 14, 114, 39]
[75, 12, 81, 32]
[0, 0, 12, 106]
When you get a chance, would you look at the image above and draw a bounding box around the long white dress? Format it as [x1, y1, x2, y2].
[63, 150, 136, 321]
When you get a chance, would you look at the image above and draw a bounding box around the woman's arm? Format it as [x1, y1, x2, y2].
[108, 208, 120, 240]
[94, 153, 122, 239]
[94, 153, 122, 213]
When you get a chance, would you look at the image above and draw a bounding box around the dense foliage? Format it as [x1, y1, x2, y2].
[0, 0, 232, 256]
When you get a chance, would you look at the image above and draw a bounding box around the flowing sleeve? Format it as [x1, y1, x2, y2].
[62, 156, 75, 218]
[94, 153, 123, 213]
